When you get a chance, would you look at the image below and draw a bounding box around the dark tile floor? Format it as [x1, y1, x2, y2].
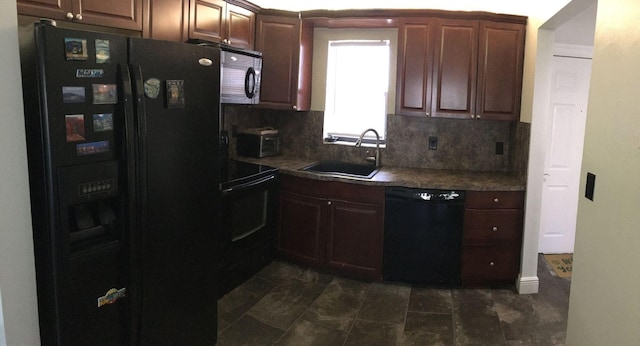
[217, 254, 571, 345]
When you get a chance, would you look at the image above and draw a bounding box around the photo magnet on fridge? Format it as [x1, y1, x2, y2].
[92, 84, 118, 104]
[62, 86, 85, 103]
[65, 114, 85, 142]
[166, 80, 185, 109]
[93, 113, 113, 132]
[76, 140, 110, 156]
[95, 39, 110, 64]
[64, 38, 88, 60]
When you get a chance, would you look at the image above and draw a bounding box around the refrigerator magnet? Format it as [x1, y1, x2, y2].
[92, 84, 118, 104]
[143, 78, 161, 99]
[76, 69, 104, 78]
[65, 114, 85, 142]
[64, 38, 88, 60]
[62, 86, 85, 103]
[76, 140, 109, 156]
[166, 80, 185, 109]
[92, 113, 113, 132]
[95, 39, 110, 64]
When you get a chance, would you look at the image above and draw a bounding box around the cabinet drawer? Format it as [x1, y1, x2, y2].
[465, 191, 524, 209]
[463, 209, 523, 243]
[461, 245, 520, 286]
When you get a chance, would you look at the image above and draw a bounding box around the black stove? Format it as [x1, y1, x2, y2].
[217, 158, 278, 297]
[220, 159, 278, 193]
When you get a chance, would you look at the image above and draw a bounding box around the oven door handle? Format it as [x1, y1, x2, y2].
[221, 174, 276, 194]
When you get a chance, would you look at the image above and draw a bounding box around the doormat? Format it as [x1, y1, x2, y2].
[544, 253, 573, 278]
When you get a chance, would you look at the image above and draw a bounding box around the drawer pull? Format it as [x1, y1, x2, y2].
[489, 261, 495, 266]
[493, 198, 499, 203]
[492, 226, 498, 232]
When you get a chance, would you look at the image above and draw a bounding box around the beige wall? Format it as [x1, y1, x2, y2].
[567, 0, 640, 343]
[0, 5, 40, 346]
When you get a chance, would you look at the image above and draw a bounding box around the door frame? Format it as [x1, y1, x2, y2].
[518, 0, 597, 294]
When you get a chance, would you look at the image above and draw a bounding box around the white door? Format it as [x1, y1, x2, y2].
[538, 55, 592, 254]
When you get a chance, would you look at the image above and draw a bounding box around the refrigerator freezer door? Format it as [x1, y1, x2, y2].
[20, 22, 132, 345]
[128, 38, 221, 345]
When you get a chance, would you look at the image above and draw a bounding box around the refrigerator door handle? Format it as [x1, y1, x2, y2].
[128, 63, 148, 205]
[118, 63, 138, 203]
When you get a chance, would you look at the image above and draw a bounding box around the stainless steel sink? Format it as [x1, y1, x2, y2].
[301, 161, 380, 179]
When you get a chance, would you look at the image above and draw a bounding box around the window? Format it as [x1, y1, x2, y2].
[323, 40, 391, 145]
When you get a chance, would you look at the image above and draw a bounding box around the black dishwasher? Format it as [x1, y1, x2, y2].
[383, 187, 465, 286]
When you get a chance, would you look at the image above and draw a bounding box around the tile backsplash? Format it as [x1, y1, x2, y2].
[223, 105, 529, 176]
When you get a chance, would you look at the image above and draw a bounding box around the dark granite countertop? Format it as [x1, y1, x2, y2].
[233, 156, 526, 191]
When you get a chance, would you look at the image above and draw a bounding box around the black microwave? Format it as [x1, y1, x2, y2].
[220, 46, 262, 104]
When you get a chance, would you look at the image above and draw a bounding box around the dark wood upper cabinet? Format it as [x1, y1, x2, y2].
[395, 18, 435, 116]
[144, 0, 189, 42]
[189, 0, 225, 42]
[17, 0, 143, 31]
[397, 17, 525, 121]
[476, 21, 525, 121]
[225, 2, 255, 49]
[256, 13, 312, 110]
[188, 0, 255, 49]
[431, 19, 479, 119]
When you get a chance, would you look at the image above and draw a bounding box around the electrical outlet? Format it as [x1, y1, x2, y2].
[429, 136, 438, 150]
[495, 142, 504, 155]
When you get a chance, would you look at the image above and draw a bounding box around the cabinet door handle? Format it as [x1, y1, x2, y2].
[75, 13, 83, 21]
[489, 261, 495, 266]
[493, 198, 499, 203]
[425, 112, 430, 117]
[66, 12, 74, 19]
[327, 201, 332, 205]
[492, 226, 498, 232]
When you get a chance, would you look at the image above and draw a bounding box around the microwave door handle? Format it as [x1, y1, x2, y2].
[245, 67, 256, 98]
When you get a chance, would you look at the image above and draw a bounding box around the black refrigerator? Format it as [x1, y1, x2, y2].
[19, 20, 220, 345]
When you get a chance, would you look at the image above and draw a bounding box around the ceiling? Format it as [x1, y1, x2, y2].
[248, 0, 571, 17]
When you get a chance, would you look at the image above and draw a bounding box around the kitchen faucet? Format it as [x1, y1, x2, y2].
[355, 128, 381, 167]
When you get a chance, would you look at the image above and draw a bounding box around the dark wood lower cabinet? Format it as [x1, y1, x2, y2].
[326, 200, 383, 280]
[277, 175, 384, 280]
[278, 190, 326, 267]
[461, 191, 524, 287]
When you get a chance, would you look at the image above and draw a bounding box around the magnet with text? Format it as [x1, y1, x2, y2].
[76, 69, 104, 78]
[62, 86, 85, 103]
[92, 84, 118, 104]
[95, 39, 110, 63]
[64, 38, 88, 60]
[65, 114, 85, 142]
[166, 80, 185, 109]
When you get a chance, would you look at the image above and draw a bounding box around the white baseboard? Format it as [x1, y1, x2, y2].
[516, 275, 540, 294]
